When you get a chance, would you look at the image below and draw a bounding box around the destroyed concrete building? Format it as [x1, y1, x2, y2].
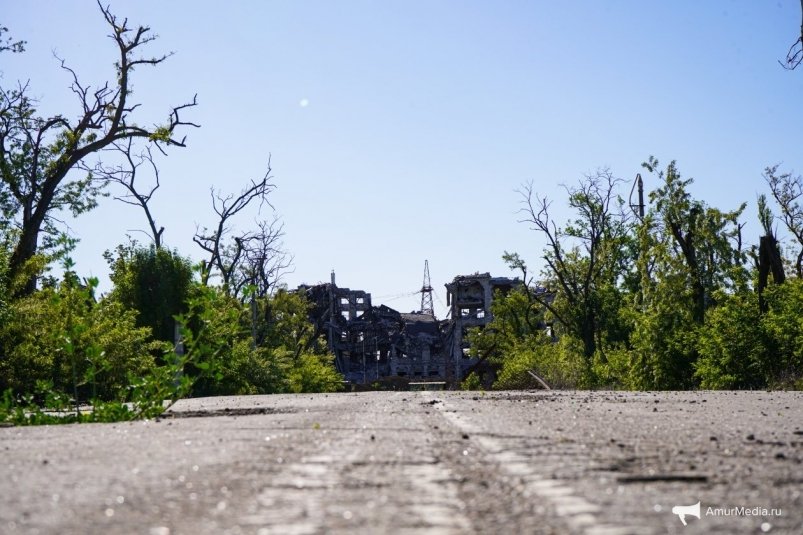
[443, 273, 522, 379]
[298, 274, 445, 384]
[297, 271, 520, 385]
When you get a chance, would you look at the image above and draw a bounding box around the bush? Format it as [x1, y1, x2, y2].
[695, 290, 768, 389]
[0, 276, 160, 401]
[762, 279, 803, 387]
[106, 244, 194, 344]
[285, 352, 343, 393]
[179, 284, 342, 396]
[461, 372, 483, 391]
[494, 334, 587, 390]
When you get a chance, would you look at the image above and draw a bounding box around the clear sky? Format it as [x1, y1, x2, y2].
[3, 1, 802, 317]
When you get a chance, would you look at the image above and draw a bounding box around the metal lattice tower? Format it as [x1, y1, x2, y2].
[420, 260, 434, 317]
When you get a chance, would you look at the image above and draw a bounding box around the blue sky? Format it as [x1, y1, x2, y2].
[2, 1, 801, 317]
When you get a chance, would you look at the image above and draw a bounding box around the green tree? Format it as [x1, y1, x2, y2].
[0, 4, 197, 295]
[627, 158, 748, 389]
[642, 157, 747, 323]
[466, 275, 544, 366]
[106, 243, 194, 344]
[517, 169, 631, 380]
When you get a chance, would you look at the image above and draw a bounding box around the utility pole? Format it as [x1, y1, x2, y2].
[630, 173, 645, 220]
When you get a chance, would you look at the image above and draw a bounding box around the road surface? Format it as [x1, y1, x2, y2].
[1, 390, 801, 534]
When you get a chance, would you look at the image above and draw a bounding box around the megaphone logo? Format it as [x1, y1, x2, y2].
[672, 501, 701, 526]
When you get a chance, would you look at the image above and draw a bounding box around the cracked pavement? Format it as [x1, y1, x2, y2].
[1, 390, 801, 534]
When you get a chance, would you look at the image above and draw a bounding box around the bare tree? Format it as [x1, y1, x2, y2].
[0, 2, 198, 294]
[81, 139, 164, 248]
[764, 164, 803, 277]
[230, 217, 293, 299]
[193, 160, 286, 296]
[782, 0, 803, 69]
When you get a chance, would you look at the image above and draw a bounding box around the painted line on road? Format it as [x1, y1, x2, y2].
[423, 393, 655, 535]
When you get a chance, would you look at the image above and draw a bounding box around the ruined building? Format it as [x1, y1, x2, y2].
[297, 271, 520, 385]
[443, 273, 521, 379]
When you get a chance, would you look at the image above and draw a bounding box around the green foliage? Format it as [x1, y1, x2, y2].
[0, 269, 202, 425]
[612, 159, 749, 390]
[695, 290, 768, 389]
[179, 285, 342, 397]
[0, 242, 9, 324]
[493, 334, 587, 390]
[106, 243, 194, 343]
[497, 158, 801, 392]
[285, 352, 343, 393]
[461, 372, 483, 391]
[642, 157, 747, 322]
[625, 294, 700, 390]
[761, 278, 803, 386]
[467, 284, 588, 389]
[0, 25, 26, 54]
[148, 126, 172, 143]
[0, 273, 160, 399]
[518, 171, 632, 382]
[467, 285, 545, 364]
[248, 289, 342, 394]
[177, 284, 251, 397]
[692, 279, 803, 390]
[0, 264, 340, 426]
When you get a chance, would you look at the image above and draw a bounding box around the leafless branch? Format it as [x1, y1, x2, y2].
[230, 216, 294, 298]
[781, 0, 803, 70]
[194, 158, 279, 290]
[764, 164, 803, 276]
[80, 138, 164, 247]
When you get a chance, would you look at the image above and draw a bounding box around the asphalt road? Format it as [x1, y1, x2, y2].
[1, 390, 801, 534]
